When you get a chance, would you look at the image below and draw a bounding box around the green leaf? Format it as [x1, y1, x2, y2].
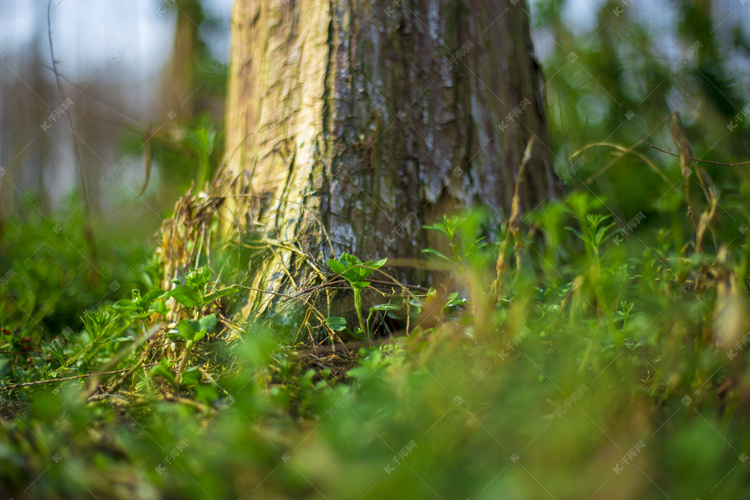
[350, 327, 368, 341]
[111, 336, 135, 343]
[166, 330, 184, 341]
[325, 317, 347, 332]
[179, 367, 201, 388]
[350, 281, 370, 291]
[199, 314, 218, 333]
[329, 254, 386, 282]
[348, 269, 368, 281]
[422, 248, 453, 262]
[446, 294, 468, 309]
[131, 310, 154, 320]
[362, 258, 387, 270]
[168, 286, 202, 308]
[594, 223, 617, 245]
[185, 267, 212, 289]
[112, 300, 137, 311]
[148, 301, 167, 315]
[142, 289, 166, 306]
[564, 226, 585, 241]
[51, 339, 65, 364]
[177, 319, 206, 343]
[341, 253, 363, 267]
[424, 222, 451, 238]
[327, 259, 351, 275]
[203, 287, 238, 303]
[370, 303, 401, 311]
[150, 359, 175, 384]
[195, 384, 219, 404]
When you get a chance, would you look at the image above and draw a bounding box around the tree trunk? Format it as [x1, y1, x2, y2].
[220, 0, 557, 317]
[159, 0, 204, 122]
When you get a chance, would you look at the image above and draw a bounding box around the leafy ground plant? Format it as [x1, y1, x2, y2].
[4, 142, 750, 499]
[326, 253, 388, 339]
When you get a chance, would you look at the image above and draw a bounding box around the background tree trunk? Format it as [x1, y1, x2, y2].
[220, 0, 557, 316]
[159, 0, 205, 122]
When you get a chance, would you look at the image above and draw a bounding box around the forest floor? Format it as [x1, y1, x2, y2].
[2, 148, 750, 499]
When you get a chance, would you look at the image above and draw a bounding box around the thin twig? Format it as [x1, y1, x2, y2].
[298, 333, 406, 356]
[84, 323, 164, 398]
[492, 138, 534, 300]
[293, 279, 346, 297]
[647, 143, 750, 167]
[570, 114, 673, 188]
[369, 279, 428, 291]
[0, 364, 159, 392]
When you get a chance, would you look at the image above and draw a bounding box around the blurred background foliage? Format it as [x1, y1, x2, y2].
[534, 0, 750, 219]
[0, 0, 231, 332]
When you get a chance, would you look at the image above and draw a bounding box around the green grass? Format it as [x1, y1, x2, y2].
[1, 155, 750, 499]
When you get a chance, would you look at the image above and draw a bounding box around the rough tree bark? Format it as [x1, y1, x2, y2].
[219, 0, 557, 317]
